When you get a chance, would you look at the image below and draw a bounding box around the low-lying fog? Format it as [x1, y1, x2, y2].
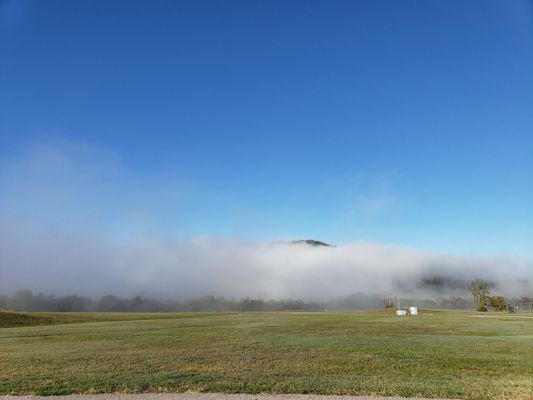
[1, 229, 531, 300]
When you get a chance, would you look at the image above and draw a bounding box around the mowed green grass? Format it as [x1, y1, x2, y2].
[0, 311, 532, 399]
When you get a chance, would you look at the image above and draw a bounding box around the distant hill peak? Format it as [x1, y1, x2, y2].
[290, 239, 333, 247]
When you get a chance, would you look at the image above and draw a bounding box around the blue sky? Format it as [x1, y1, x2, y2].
[1, 0, 532, 257]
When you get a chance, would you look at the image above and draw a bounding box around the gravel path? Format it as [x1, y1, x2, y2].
[0, 392, 455, 400]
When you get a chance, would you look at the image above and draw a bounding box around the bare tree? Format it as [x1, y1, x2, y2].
[469, 279, 490, 311]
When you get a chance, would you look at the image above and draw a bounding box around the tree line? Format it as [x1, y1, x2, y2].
[3, 288, 530, 312]
[0, 290, 502, 312]
[0, 290, 325, 312]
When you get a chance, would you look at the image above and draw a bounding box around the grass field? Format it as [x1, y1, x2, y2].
[0, 310, 532, 400]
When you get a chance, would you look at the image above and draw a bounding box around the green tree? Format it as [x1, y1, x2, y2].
[489, 295, 507, 312]
[469, 279, 490, 311]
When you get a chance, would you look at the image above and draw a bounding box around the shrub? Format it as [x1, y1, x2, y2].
[489, 295, 507, 311]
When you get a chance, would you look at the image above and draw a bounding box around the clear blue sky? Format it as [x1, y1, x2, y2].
[1, 0, 532, 256]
